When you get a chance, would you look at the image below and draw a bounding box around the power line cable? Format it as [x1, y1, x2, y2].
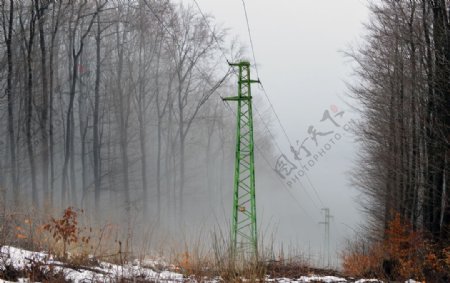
[300, 163, 325, 207]
[192, 0, 297, 176]
[240, 0, 259, 79]
[153, 0, 321, 217]
[240, 0, 289, 144]
[253, 106, 282, 153]
[191, 1, 296, 169]
[192, 0, 229, 63]
[255, 143, 315, 221]
[259, 84, 293, 146]
[263, 88, 325, 208]
[143, 0, 232, 108]
[239, 0, 325, 208]
[253, 105, 320, 210]
[239, 0, 297, 153]
[219, 89, 316, 219]
[191, 0, 303, 170]
[192, 0, 325, 211]
[191, 0, 243, 83]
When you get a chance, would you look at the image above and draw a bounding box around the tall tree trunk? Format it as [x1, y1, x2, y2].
[23, 7, 38, 206]
[407, 3, 419, 227]
[4, 0, 18, 204]
[420, 0, 450, 242]
[177, 81, 185, 222]
[62, 3, 98, 205]
[70, 88, 77, 203]
[35, 0, 49, 203]
[430, 0, 450, 243]
[93, 5, 102, 209]
[62, 54, 76, 204]
[48, 0, 61, 206]
[156, 117, 162, 220]
[137, 29, 148, 214]
[179, 132, 185, 221]
[115, 22, 130, 212]
[155, 42, 170, 222]
[422, 0, 435, 235]
[78, 56, 88, 202]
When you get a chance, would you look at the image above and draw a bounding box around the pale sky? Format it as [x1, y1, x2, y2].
[177, 0, 369, 266]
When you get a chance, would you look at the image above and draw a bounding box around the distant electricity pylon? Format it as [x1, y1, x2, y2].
[319, 207, 333, 267]
[223, 61, 259, 257]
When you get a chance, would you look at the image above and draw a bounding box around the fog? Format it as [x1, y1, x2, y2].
[0, 0, 369, 268]
[175, 0, 370, 266]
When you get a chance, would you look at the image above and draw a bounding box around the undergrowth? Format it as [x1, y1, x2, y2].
[0, 261, 68, 283]
[342, 213, 450, 282]
[0, 206, 346, 282]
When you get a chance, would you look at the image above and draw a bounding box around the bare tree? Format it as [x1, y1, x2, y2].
[348, 0, 449, 246]
[62, 1, 100, 204]
[1, 0, 18, 202]
[18, 1, 38, 205]
[34, 0, 50, 202]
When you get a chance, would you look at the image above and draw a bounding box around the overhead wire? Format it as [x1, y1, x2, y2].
[190, 0, 301, 171]
[240, 0, 259, 80]
[192, 0, 323, 213]
[190, 0, 299, 166]
[148, 0, 319, 218]
[239, 0, 326, 209]
[254, 145, 315, 221]
[212, 95, 317, 218]
[187, 0, 241, 111]
[142, 0, 233, 108]
[224, 98, 316, 221]
[253, 106, 282, 153]
[253, 105, 320, 210]
[191, 0, 338, 257]
[260, 89, 325, 207]
[192, 0, 229, 63]
[240, 0, 293, 147]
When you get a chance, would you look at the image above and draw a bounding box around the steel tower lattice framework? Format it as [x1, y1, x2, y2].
[223, 61, 259, 256]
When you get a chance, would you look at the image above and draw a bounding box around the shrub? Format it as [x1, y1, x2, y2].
[43, 207, 90, 259]
[342, 213, 450, 281]
[342, 240, 384, 278]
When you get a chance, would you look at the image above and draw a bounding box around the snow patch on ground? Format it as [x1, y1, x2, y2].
[0, 246, 420, 282]
[265, 276, 348, 282]
[0, 246, 183, 282]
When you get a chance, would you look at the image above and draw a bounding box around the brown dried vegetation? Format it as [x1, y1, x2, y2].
[342, 213, 450, 281]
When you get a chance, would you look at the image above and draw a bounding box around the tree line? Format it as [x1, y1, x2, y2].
[0, 0, 274, 224]
[350, 0, 449, 249]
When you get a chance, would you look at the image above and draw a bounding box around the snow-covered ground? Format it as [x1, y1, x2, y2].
[0, 246, 182, 282]
[0, 246, 419, 282]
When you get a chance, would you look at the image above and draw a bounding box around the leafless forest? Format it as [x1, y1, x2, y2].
[344, 0, 449, 280]
[350, 0, 449, 242]
[0, 0, 273, 227]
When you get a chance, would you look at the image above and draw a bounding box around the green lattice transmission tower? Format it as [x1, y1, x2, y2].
[223, 61, 259, 257]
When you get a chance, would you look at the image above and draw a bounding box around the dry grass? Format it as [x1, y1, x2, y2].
[167, 227, 325, 282]
[0, 206, 342, 282]
[341, 213, 450, 282]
